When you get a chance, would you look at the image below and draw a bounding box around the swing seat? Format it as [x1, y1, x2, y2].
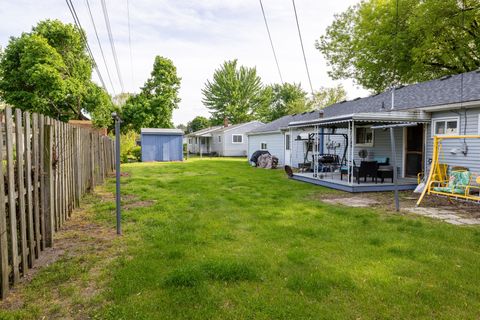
[432, 170, 471, 195]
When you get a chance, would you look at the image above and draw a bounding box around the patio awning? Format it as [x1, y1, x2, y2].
[288, 111, 431, 128]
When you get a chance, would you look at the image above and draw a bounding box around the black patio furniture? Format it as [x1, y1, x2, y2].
[353, 161, 379, 184]
[377, 166, 394, 183]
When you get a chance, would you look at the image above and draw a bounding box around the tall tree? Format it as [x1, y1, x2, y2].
[310, 85, 347, 109]
[0, 19, 114, 126]
[257, 83, 310, 122]
[186, 116, 210, 133]
[121, 56, 181, 132]
[316, 0, 480, 92]
[176, 123, 187, 132]
[202, 60, 269, 124]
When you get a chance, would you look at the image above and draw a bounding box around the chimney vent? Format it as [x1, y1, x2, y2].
[223, 117, 229, 127]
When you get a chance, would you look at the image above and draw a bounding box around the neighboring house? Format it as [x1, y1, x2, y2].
[246, 111, 322, 166]
[258, 70, 480, 193]
[187, 120, 264, 156]
[141, 128, 184, 162]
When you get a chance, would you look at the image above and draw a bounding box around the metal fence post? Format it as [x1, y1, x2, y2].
[113, 113, 122, 235]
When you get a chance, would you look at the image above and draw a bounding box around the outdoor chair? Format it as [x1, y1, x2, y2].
[340, 160, 356, 181]
[353, 161, 379, 184]
[431, 169, 473, 195]
[377, 166, 394, 183]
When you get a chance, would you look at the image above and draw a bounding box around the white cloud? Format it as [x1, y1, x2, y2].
[0, 0, 368, 125]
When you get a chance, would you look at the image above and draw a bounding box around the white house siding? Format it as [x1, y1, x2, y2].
[222, 122, 263, 156]
[247, 132, 285, 165]
[211, 133, 223, 155]
[187, 137, 198, 153]
[352, 126, 404, 176]
[425, 108, 480, 174]
[290, 127, 315, 167]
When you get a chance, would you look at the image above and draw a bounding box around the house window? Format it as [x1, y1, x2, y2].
[261, 142, 267, 150]
[218, 135, 221, 143]
[232, 134, 243, 143]
[478, 114, 480, 134]
[355, 127, 374, 147]
[432, 117, 459, 136]
[285, 134, 290, 150]
[188, 138, 192, 144]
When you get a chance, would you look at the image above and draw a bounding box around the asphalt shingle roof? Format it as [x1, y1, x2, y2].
[187, 125, 223, 136]
[214, 121, 263, 133]
[323, 70, 480, 118]
[248, 111, 323, 134]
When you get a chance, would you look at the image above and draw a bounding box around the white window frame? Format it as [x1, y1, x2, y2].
[188, 138, 192, 144]
[355, 126, 374, 147]
[260, 142, 267, 150]
[431, 117, 460, 137]
[232, 134, 243, 144]
[478, 114, 480, 134]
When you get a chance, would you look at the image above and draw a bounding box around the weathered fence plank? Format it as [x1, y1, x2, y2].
[0, 107, 115, 299]
[5, 107, 19, 283]
[32, 113, 41, 258]
[43, 124, 54, 248]
[24, 112, 35, 267]
[0, 123, 9, 298]
[15, 109, 28, 275]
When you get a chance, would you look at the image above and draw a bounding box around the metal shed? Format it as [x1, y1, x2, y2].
[140, 128, 184, 162]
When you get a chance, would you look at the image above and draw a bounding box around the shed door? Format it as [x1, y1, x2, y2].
[142, 135, 156, 161]
[163, 140, 170, 161]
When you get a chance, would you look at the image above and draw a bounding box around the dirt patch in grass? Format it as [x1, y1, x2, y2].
[322, 197, 380, 207]
[107, 171, 130, 178]
[0, 193, 122, 319]
[312, 190, 480, 219]
[123, 200, 156, 210]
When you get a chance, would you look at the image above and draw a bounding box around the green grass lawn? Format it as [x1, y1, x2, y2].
[2, 158, 479, 319]
[92, 158, 480, 319]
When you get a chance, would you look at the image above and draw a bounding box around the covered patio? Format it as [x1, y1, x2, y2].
[287, 111, 431, 192]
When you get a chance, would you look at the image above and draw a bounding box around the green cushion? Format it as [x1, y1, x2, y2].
[434, 171, 470, 194]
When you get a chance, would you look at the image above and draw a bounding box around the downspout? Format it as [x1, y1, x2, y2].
[320, 127, 324, 155]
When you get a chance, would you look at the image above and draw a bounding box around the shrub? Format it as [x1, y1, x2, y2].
[120, 131, 139, 163]
[131, 146, 141, 161]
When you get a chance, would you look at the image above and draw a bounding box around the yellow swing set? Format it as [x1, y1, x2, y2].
[416, 135, 480, 206]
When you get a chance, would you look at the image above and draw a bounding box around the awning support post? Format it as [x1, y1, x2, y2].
[389, 127, 400, 211]
[350, 121, 355, 186]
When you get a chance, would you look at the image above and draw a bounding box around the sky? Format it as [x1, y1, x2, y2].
[0, 0, 368, 125]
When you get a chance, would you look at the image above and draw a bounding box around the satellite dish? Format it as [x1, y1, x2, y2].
[358, 149, 368, 160]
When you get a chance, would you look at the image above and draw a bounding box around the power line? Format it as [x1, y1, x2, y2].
[65, 0, 108, 92]
[84, 0, 116, 96]
[259, 0, 283, 84]
[291, 0, 314, 95]
[100, 0, 125, 93]
[126, 0, 134, 89]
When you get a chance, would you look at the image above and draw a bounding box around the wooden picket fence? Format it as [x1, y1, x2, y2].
[0, 106, 115, 299]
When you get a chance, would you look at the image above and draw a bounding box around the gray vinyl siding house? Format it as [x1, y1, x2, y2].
[248, 132, 286, 164]
[247, 111, 322, 166]
[425, 108, 480, 174]
[187, 121, 263, 156]
[265, 70, 480, 192]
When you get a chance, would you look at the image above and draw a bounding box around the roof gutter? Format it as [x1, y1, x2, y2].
[288, 111, 431, 128]
[246, 129, 281, 136]
[408, 99, 480, 112]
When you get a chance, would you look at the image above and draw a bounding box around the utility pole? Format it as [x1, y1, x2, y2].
[112, 112, 122, 235]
